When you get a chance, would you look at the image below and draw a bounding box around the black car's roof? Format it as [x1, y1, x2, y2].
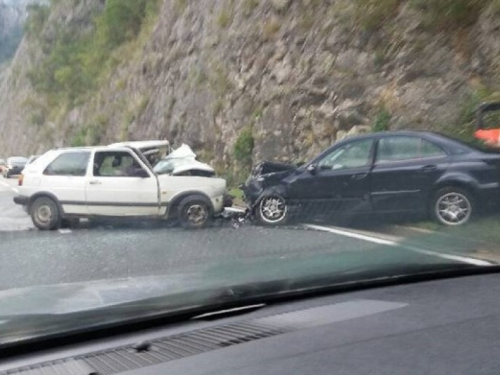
[337, 130, 443, 140]
[310, 130, 482, 162]
[334, 130, 469, 145]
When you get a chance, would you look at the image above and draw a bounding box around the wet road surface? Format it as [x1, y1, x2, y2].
[0, 176, 496, 291]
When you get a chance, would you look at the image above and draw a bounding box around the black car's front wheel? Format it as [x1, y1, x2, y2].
[431, 187, 474, 226]
[255, 194, 289, 226]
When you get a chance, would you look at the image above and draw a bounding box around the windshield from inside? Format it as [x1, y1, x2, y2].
[2, 0, 500, 349]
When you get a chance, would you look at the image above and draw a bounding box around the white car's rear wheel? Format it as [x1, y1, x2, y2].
[31, 197, 60, 230]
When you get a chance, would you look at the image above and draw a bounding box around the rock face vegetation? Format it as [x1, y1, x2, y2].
[1, 0, 500, 181]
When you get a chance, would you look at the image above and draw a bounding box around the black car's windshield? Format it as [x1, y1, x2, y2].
[2, 0, 500, 348]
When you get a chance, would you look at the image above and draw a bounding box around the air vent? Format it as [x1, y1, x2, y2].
[2, 300, 406, 375]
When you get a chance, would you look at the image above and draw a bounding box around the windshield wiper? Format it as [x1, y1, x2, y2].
[191, 303, 266, 321]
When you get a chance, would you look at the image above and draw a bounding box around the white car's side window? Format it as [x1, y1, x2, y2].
[43, 152, 90, 176]
[93, 151, 148, 178]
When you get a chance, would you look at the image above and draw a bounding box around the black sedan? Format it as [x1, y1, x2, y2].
[242, 131, 500, 226]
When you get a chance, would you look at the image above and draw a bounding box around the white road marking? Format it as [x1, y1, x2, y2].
[58, 229, 72, 234]
[305, 224, 395, 246]
[0, 180, 18, 193]
[304, 224, 495, 267]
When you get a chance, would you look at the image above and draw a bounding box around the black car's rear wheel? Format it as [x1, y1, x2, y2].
[255, 194, 289, 226]
[432, 187, 473, 226]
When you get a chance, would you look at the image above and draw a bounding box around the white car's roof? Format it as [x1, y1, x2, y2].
[108, 140, 170, 150]
[55, 146, 135, 152]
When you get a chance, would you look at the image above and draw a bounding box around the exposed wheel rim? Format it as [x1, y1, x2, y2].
[435, 192, 471, 226]
[259, 196, 287, 223]
[35, 204, 53, 225]
[186, 204, 208, 225]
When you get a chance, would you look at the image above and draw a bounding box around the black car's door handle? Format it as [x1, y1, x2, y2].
[351, 172, 369, 180]
[421, 165, 438, 173]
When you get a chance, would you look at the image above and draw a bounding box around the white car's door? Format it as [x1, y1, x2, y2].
[39, 151, 91, 215]
[85, 150, 159, 216]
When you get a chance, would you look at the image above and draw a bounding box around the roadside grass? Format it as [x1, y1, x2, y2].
[411, 214, 500, 246]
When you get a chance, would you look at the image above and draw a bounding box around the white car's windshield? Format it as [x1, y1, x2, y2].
[1, 0, 500, 350]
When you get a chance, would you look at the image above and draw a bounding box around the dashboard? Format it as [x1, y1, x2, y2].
[1, 272, 500, 375]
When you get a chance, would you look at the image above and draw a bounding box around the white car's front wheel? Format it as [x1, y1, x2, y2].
[31, 197, 60, 230]
[179, 197, 212, 229]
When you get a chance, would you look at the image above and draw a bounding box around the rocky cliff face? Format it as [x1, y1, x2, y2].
[1, 0, 500, 177]
[0, 0, 44, 63]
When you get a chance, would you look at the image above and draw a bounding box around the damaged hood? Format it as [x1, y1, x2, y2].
[153, 144, 215, 176]
[242, 161, 299, 202]
[251, 160, 298, 177]
[246, 160, 298, 186]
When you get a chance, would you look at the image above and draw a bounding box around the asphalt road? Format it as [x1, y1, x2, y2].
[0, 176, 495, 292]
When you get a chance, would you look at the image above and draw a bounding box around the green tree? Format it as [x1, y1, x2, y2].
[234, 127, 255, 168]
[102, 0, 148, 47]
[372, 108, 391, 132]
[24, 4, 50, 37]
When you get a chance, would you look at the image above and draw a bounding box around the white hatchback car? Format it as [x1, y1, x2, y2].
[13, 146, 227, 230]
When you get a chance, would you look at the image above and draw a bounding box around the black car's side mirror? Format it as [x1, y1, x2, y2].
[306, 164, 317, 175]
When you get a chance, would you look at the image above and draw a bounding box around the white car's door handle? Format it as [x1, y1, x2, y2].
[89, 180, 102, 185]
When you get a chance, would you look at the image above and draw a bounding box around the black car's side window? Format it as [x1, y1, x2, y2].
[43, 152, 91, 176]
[318, 139, 374, 170]
[420, 139, 447, 157]
[376, 137, 446, 163]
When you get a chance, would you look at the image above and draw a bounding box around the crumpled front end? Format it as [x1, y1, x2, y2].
[153, 144, 216, 177]
[241, 161, 297, 205]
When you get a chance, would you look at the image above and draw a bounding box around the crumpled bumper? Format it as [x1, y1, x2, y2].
[223, 193, 234, 207]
